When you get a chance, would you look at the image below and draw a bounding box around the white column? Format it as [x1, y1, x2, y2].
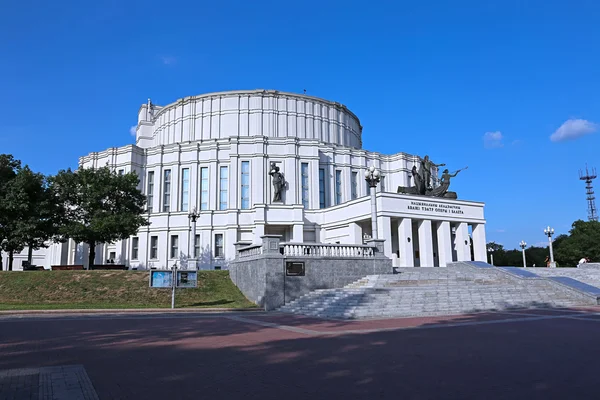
[418, 220, 434, 267]
[292, 224, 304, 243]
[454, 222, 471, 261]
[436, 221, 453, 267]
[377, 216, 392, 257]
[471, 223, 487, 262]
[348, 222, 362, 244]
[398, 218, 414, 267]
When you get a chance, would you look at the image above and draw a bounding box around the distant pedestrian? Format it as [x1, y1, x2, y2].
[579, 257, 588, 266]
[545, 256, 550, 267]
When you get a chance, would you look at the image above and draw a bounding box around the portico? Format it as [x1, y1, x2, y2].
[312, 192, 487, 268]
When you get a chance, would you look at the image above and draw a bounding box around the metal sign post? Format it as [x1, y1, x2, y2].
[171, 264, 177, 309]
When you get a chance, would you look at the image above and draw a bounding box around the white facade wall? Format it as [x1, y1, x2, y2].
[2, 90, 487, 271]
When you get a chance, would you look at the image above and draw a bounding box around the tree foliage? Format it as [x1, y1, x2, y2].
[554, 220, 600, 267]
[4, 166, 63, 263]
[0, 155, 22, 270]
[51, 166, 149, 268]
[486, 241, 549, 267]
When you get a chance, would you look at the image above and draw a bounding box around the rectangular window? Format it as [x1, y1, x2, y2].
[319, 168, 326, 209]
[163, 169, 171, 212]
[180, 168, 190, 212]
[118, 169, 124, 176]
[150, 236, 158, 259]
[219, 166, 228, 210]
[147, 171, 154, 213]
[301, 163, 309, 208]
[351, 171, 358, 200]
[380, 175, 385, 192]
[240, 161, 250, 209]
[131, 237, 139, 260]
[200, 167, 209, 210]
[170, 235, 179, 259]
[194, 234, 200, 258]
[215, 234, 224, 258]
[335, 170, 342, 205]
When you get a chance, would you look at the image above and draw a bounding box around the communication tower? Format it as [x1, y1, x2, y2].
[579, 165, 598, 222]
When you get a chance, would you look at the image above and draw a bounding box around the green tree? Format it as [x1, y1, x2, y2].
[554, 220, 600, 267]
[0, 154, 22, 271]
[51, 166, 149, 268]
[3, 166, 62, 268]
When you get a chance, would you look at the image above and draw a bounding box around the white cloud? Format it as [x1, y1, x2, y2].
[533, 241, 549, 248]
[483, 131, 504, 149]
[511, 139, 523, 146]
[161, 56, 177, 65]
[129, 125, 137, 137]
[550, 119, 597, 142]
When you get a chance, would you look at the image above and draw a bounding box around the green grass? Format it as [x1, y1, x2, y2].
[0, 270, 257, 310]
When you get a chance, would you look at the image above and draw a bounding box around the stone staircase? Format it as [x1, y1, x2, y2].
[277, 263, 598, 319]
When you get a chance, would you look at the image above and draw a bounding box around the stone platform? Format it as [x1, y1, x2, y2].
[277, 262, 600, 319]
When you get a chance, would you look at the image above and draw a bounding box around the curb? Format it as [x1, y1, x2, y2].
[0, 307, 262, 315]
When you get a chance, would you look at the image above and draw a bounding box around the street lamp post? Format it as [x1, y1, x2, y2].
[364, 166, 381, 239]
[544, 226, 556, 268]
[188, 207, 200, 270]
[487, 247, 495, 266]
[519, 240, 527, 268]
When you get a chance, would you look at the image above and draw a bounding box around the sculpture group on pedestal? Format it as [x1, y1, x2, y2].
[398, 155, 467, 199]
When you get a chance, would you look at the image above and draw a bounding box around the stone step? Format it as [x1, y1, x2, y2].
[278, 271, 595, 319]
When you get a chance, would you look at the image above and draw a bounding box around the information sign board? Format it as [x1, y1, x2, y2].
[176, 271, 198, 288]
[149, 270, 173, 288]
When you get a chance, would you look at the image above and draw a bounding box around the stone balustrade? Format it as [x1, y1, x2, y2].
[237, 244, 263, 258]
[280, 242, 375, 258]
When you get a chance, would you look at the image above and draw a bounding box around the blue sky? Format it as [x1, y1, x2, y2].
[1, 0, 599, 249]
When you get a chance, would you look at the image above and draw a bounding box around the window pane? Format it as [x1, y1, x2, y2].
[194, 235, 200, 258]
[200, 167, 209, 210]
[163, 169, 171, 212]
[335, 170, 342, 205]
[150, 236, 158, 259]
[241, 161, 250, 209]
[219, 166, 228, 210]
[351, 171, 358, 200]
[181, 168, 189, 212]
[215, 234, 224, 257]
[171, 235, 179, 258]
[132, 237, 139, 260]
[147, 171, 154, 213]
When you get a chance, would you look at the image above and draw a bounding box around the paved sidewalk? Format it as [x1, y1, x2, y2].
[0, 365, 98, 400]
[0, 307, 260, 315]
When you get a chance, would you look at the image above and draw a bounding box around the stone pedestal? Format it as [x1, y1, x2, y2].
[366, 239, 387, 258]
[261, 235, 282, 254]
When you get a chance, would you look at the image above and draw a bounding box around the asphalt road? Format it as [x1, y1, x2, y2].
[1, 308, 600, 399]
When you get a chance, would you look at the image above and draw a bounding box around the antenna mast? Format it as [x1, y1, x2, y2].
[579, 165, 598, 222]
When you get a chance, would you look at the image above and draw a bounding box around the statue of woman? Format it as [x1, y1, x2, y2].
[269, 162, 284, 202]
[430, 167, 467, 197]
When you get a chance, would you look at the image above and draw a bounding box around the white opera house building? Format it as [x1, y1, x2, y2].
[4, 90, 488, 270]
